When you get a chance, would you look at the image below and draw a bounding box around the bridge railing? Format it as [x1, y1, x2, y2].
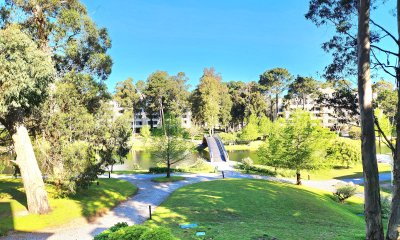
[214, 134, 229, 162]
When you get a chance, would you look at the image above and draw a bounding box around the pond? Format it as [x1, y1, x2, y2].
[112, 149, 260, 171]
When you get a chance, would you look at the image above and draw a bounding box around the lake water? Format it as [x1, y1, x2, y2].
[113, 149, 260, 171]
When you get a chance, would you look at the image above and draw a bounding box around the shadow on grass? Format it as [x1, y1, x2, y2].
[0, 179, 27, 209]
[71, 178, 138, 221]
[0, 202, 13, 236]
[336, 170, 390, 180]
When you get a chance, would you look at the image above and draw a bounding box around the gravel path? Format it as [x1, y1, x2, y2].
[0, 171, 361, 240]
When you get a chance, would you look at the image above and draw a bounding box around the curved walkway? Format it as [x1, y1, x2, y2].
[2, 170, 372, 240]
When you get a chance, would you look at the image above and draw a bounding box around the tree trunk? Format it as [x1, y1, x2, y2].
[357, 1, 384, 238]
[275, 93, 279, 121]
[166, 162, 171, 178]
[269, 95, 274, 121]
[386, 2, 400, 237]
[12, 124, 51, 214]
[296, 170, 301, 185]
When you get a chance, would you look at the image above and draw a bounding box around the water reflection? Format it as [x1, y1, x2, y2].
[113, 149, 260, 171]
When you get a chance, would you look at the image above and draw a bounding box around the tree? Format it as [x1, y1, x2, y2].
[373, 80, 397, 124]
[240, 115, 260, 142]
[259, 68, 292, 121]
[144, 71, 190, 129]
[114, 78, 140, 115]
[374, 109, 392, 154]
[195, 68, 222, 135]
[140, 125, 151, 144]
[219, 83, 233, 131]
[306, 1, 386, 237]
[151, 115, 192, 178]
[326, 138, 361, 168]
[0, 26, 53, 214]
[258, 110, 333, 185]
[258, 116, 272, 139]
[285, 76, 319, 109]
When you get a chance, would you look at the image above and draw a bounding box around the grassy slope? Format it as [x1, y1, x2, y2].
[0, 178, 137, 235]
[148, 179, 365, 240]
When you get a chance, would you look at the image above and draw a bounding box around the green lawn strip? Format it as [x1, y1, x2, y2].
[306, 163, 391, 180]
[112, 170, 149, 175]
[146, 179, 365, 240]
[152, 176, 186, 183]
[0, 178, 137, 235]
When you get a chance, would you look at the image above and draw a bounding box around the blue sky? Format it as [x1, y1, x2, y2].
[82, 0, 396, 92]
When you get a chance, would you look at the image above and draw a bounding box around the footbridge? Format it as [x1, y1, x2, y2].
[202, 135, 229, 162]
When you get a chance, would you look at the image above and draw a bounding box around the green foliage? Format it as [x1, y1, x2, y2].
[285, 76, 319, 106]
[375, 108, 392, 138]
[333, 183, 357, 203]
[138, 227, 177, 240]
[114, 78, 139, 113]
[258, 116, 272, 138]
[0, 26, 54, 122]
[240, 115, 260, 141]
[326, 138, 361, 168]
[381, 196, 391, 219]
[348, 126, 361, 140]
[148, 167, 184, 174]
[218, 132, 237, 144]
[258, 110, 334, 184]
[239, 157, 254, 173]
[94, 224, 176, 240]
[109, 225, 149, 240]
[140, 125, 151, 139]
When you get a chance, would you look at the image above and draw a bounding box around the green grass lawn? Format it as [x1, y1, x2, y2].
[147, 179, 365, 240]
[152, 176, 186, 183]
[307, 163, 391, 180]
[0, 178, 137, 236]
[223, 140, 263, 151]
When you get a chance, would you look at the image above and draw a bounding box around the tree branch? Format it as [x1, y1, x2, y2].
[370, 19, 398, 45]
[374, 118, 395, 155]
[371, 49, 397, 78]
[371, 44, 399, 57]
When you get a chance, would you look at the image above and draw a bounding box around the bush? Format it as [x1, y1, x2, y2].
[333, 182, 357, 203]
[326, 138, 361, 168]
[348, 126, 361, 140]
[139, 227, 177, 240]
[240, 157, 254, 173]
[109, 225, 149, 240]
[94, 225, 177, 240]
[218, 132, 237, 144]
[235, 163, 276, 176]
[148, 167, 184, 174]
[94, 222, 128, 240]
[381, 196, 391, 219]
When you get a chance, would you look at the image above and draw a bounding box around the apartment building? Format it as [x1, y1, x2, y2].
[110, 101, 192, 133]
[281, 88, 346, 129]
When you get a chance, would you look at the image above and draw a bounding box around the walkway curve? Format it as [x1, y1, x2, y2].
[2, 172, 293, 240]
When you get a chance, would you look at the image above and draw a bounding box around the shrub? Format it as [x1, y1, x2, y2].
[218, 132, 237, 144]
[381, 196, 391, 219]
[348, 126, 361, 140]
[148, 167, 184, 174]
[326, 138, 361, 168]
[240, 157, 254, 173]
[94, 222, 128, 240]
[109, 225, 149, 240]
[235, 163, 276, 176]
[139, 227, 177, 240]
[333, 182, 357, 203]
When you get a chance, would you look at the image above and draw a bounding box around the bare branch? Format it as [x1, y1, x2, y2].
[374, 118, 395, 155]
[371, 44, 399, 57]
[370, 19, 398, 45]
[371, 49, 397, 78]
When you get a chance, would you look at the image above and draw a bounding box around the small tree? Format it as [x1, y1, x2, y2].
[151, 115, 192, 178]
[258, 116, 272, 139]
[240, 115, 259, 141]
[258, 110, 333, 185]
[326, 138, 361, 168]
[140, 125, 151, 145]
